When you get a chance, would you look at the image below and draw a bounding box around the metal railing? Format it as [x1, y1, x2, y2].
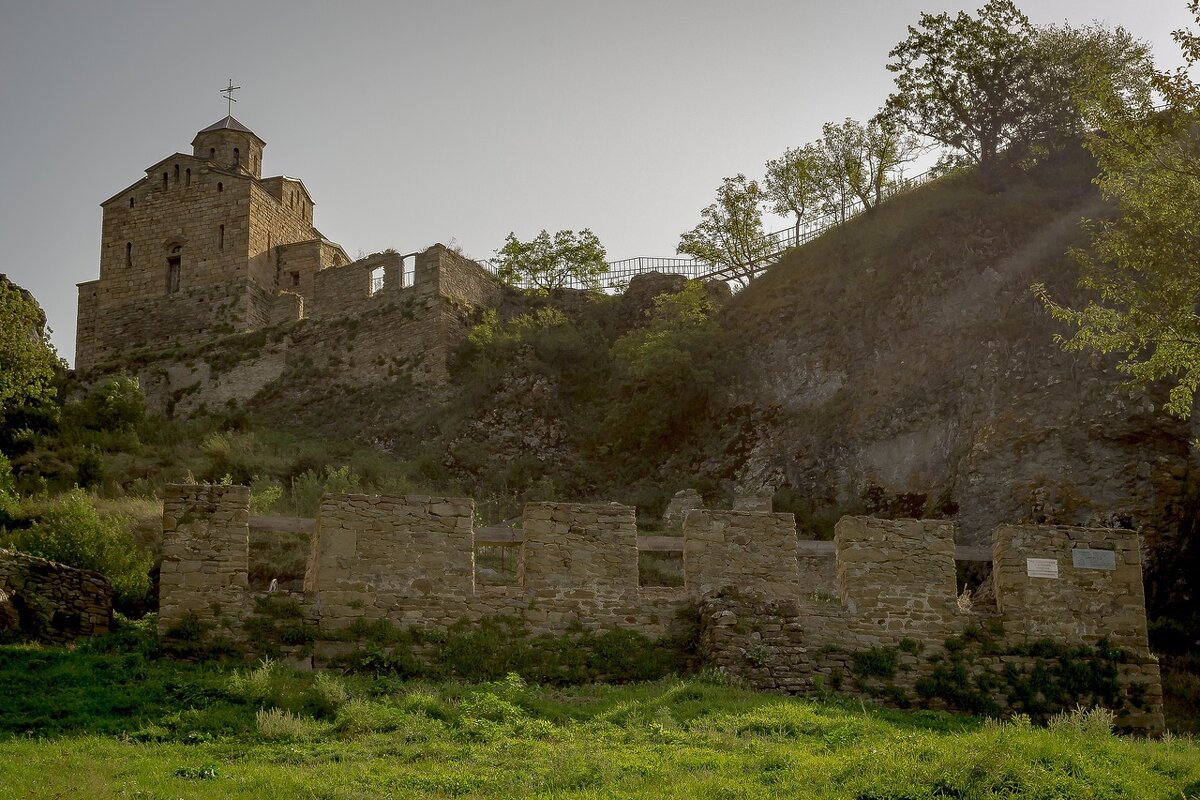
[489, 166, 941, 291]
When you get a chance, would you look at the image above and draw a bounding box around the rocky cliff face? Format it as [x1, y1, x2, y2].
[722, 150, 1193, 549]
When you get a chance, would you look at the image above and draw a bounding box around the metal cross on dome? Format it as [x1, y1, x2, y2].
[220, 79, 241, 116]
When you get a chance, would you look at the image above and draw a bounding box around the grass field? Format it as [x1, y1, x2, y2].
[0, 637, 1197, 800]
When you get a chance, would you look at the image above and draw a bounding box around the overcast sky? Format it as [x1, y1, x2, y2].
[1, 0, 1194, 365]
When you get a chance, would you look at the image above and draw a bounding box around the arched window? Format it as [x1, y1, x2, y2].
[233, 147, 240, 167]
[217, 182, 223, 192]
[219, 224, 225, 250]
[125, 242, 132, 266]
[209, 148, 216, 160]
[185, 168, 191, 187]
[129, 197, 135, 208]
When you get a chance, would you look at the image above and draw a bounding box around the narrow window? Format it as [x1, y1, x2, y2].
[369, 266, 385, 296]
[233, 147, 240, 167]
[129, 197, 135, 208]
[289, 193, 294, 209]
[219, 224, 225, 250]
[290, 271, 300, 287]
[185, 168, 191, 187]
[209, 147, 215, 160]
[217, 182, 223, 192]
[402, 257, 415, 288]
[167, 254, 181, 294]
[162, 173, 168, 191]
[174, 164, 179, 183]
[125, 242, 132, 266]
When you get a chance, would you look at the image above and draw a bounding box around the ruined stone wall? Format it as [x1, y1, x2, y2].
[415, 246, 504, 308]
[992, 524, 1149, 650]
[307, 493, 477, 630]
[82, 278, 275, 370]
[699, 516, 1164, 733]
[684, 510, 799, 598]
[0, 549, 112, 643]
[269, 291, 303, 326]
[159, 484, 250, 640]
[156, 490, 1163, 732]
[101, 293, 463, 416]
[309, 252, 404, 320]
[304, 496, 684, 640]
[75, 280, 100, 372]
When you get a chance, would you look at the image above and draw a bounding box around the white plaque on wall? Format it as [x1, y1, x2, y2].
[1026, 557, 1059, 579]
[1072, 549, 1117, 570]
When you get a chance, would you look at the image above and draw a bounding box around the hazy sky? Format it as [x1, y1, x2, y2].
[1, 0, 1194, 365]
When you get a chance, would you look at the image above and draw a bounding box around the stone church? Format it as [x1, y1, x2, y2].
[75, 116, 501, 374]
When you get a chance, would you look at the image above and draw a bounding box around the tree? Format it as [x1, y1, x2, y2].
[764, 145, 823, 241]
[813, 116, 920, 217]
[885, 0, 1037, 184]
[1026, 23, 1154, 148]
[677, 174, 773, 285]
[493, 229, 608, 292]
[1035, 2, 1200, 418]
[0, 277, 60, 430]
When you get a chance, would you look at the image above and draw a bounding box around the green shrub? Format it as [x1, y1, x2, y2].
[1, 489, 152, 605]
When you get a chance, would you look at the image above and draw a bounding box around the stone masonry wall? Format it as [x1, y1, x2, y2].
[84, 278, 273, 369]
[307, 493, 477, 630]
[157, 489, 1164, 732]
[416, 246, 505, 309]
[247, 182, 322, 288]
[159, 484, 251, 640]
[685, 510, 799, 598]
[699, 516, 1164, 733]
[521, 502, 639, 598]
[0, 549, 112, 643]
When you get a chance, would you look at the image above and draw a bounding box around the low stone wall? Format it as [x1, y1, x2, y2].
[157, 486, 1165, 733]
[0, 549, 112, 642]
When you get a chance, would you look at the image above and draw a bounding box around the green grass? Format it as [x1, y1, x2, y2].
[0, 641, 1197, 799]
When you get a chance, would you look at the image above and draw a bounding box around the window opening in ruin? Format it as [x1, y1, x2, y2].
[174, 164, 179, 183]
[125, 242, 132, 267]
[167, 256, 181, 294]
[369, 266, 385, 295]
[185, 168, 191, 187]
[129, 197, 135, 208]
[402, 257, 415, 288]
[233, 147, 240, 167]
[162, 173, 168, 191]
[219, 224, 225, 250]
[209, 148, 216, 160]
[217, 182, 223, 192]
[290, 271, 300, 287]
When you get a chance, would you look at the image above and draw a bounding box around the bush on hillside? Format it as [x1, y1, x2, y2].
[0, 488, 152, 606]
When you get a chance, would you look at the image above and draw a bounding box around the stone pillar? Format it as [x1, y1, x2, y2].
[684, 510, 799, 598]
[159, 484, 250, 638]
[309, 494, 475, 629]
[520, 502, 638, 599]
[992, 524, 1164, 733]
[833, 516, 958, 637]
